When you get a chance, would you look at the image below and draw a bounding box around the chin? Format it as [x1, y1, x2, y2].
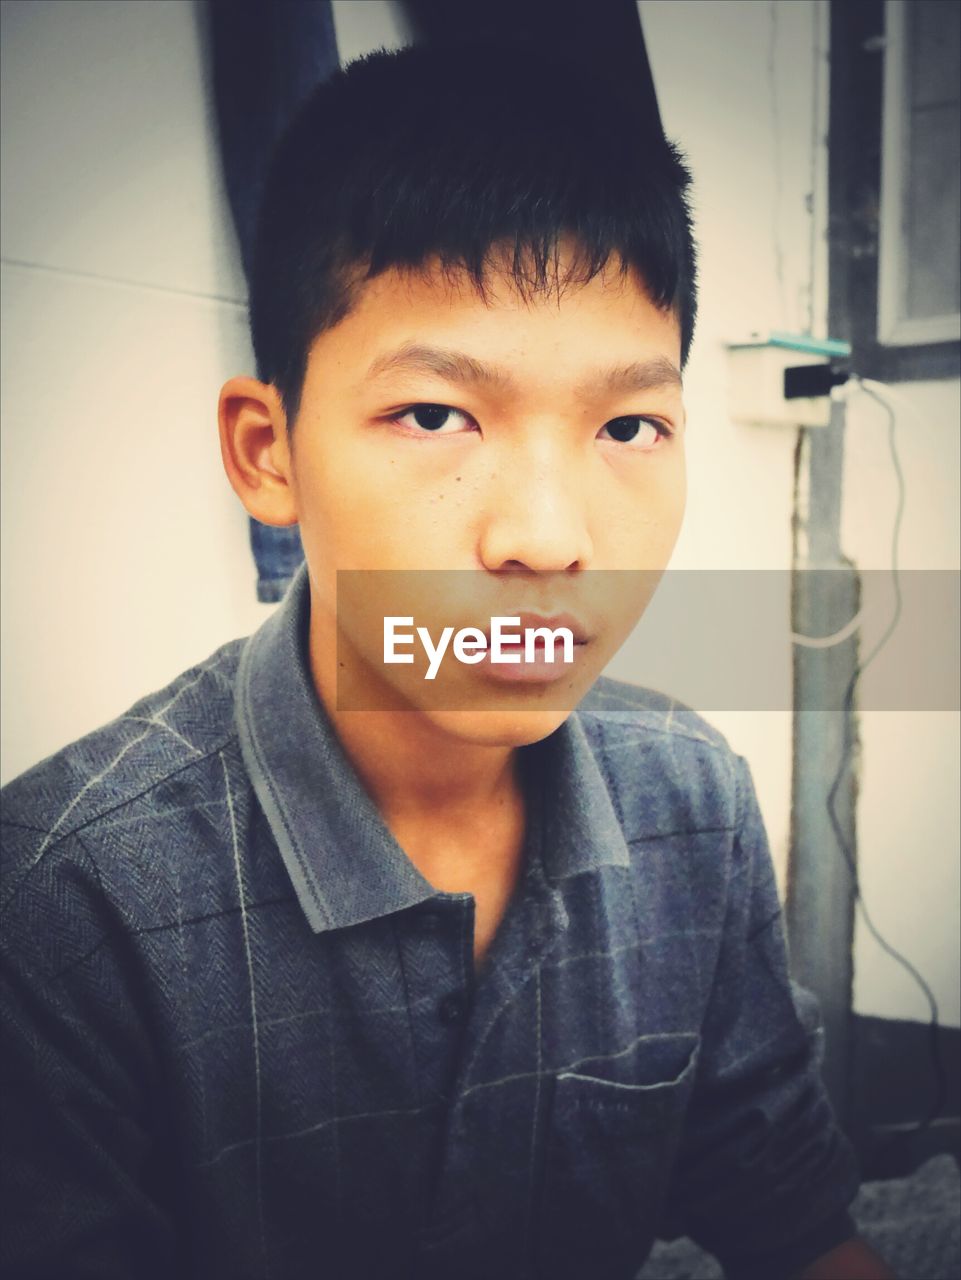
[425, 706, 572, 749]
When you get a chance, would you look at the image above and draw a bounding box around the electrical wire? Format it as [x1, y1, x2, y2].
[818, 375, 948, 1161]
[788, 373, 926, 650]
[791, 607, 863, 649]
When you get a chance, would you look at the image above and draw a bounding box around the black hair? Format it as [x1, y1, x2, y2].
[250, 39, 698, 427]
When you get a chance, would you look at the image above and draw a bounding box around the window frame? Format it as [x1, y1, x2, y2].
[877, 0, 961, 347]
[828, 0, 960, 383]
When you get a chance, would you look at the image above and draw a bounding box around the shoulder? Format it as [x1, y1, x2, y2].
[575, 675, 746, 837]
[0, 638, 251, 944]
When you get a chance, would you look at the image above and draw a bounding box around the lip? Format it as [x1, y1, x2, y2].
[477, 611, 591, 684]
[481, 612, 592, 645]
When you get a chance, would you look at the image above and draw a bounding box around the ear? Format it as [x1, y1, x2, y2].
[218, 376, 298, 527]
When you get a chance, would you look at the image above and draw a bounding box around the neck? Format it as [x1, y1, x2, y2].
[329, 706, 522, 825]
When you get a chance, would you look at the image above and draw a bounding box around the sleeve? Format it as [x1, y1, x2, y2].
[658, 755, 863, 1280]
[0, 830, 181, 1279]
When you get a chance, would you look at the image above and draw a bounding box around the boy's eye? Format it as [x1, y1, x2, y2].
[391, 404, 476, 434]
[598, 416, 671, 448]
[388, 405, 671, 446]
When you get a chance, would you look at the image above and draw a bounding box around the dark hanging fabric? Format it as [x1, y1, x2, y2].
[401, 0, 666, 144]
[206, 0, 340, 603]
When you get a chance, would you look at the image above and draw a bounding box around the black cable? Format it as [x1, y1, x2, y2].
[827, 380, 947, 1163]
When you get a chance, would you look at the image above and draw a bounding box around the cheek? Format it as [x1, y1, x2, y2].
[294, 434, 374, 527]
[650, 446, 687, 528]
[296, 446, 442, 574]
[665, 455, 687, 531]
[599, 452, 686, 557]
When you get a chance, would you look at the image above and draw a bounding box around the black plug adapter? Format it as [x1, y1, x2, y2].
[783, 364, 851, 400]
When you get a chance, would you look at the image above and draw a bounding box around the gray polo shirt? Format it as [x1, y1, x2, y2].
[0, 565, 860, 1279]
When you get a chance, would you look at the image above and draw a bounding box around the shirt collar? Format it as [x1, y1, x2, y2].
[235, 563, 630, 935]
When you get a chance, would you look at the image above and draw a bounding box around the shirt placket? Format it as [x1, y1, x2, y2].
[412, 841, 571, 1279]
[391, 891, 478, 1267]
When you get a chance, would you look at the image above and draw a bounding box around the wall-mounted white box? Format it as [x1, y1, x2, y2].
[726, 332, 852, 428]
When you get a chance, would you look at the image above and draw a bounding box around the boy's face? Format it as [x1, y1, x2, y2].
[280, 247, 686, 745]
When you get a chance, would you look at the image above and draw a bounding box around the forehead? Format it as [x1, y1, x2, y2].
[307, 250, 683, 392]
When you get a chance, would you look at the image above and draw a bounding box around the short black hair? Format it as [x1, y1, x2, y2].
[251, 39, 698, 427]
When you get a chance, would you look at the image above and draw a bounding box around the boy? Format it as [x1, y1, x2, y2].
[0, 40, 893, 1280]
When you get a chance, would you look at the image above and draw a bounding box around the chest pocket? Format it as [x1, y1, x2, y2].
[535, 1031, 701, 1280]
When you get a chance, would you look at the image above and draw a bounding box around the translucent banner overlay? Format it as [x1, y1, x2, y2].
[334, 570, 960, 712]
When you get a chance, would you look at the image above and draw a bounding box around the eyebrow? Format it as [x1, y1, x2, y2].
[363, 342, 682, 398]
[577, 355, 683, 399]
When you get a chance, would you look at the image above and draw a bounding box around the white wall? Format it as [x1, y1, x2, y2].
[1, 0, 957, 1026]
[0, 0, 266, 782]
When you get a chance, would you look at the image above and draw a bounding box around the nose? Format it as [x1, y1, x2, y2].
[477, 435, 594, 573]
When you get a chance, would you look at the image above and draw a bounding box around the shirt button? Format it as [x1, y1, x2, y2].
[437, 992, 465, 1025]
